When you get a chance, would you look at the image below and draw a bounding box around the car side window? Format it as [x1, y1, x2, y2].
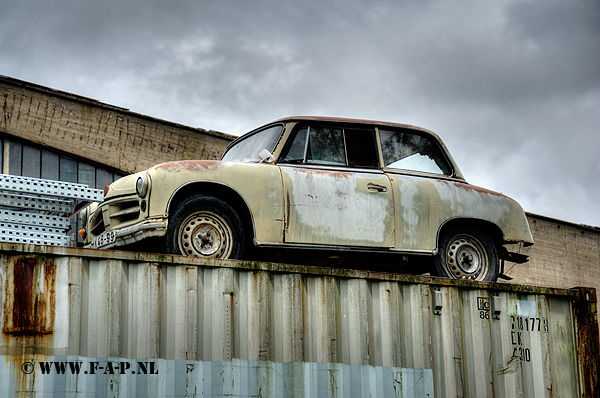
[306, 127, 346, 165]
[281, 126, 378, 168]
[284, 127, 309, 162]
[380, 129, 452, 176]
[345, 128, 378, 168]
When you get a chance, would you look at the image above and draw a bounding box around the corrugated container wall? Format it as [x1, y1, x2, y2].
[0, 244, 598, 397]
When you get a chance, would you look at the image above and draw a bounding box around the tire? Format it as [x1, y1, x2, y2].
[433, 226, 499, 282]
[163, 194, 245, 259]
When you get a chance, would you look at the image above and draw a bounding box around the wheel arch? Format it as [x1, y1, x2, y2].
[437, 217, 505, 253]
[167, 181, 256, 245]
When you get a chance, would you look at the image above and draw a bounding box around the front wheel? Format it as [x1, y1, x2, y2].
[163, 195, 245, 259]
[433, 227, 499, 282]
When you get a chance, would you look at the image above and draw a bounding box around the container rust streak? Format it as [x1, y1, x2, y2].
[2, 256, 56, 335]
[574, 287, 599, 398]
[2, 256, 57, 398]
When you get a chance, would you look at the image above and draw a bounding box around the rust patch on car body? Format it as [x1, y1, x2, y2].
[449, 180, 511, 199]
[154, 160, 221, 173]
[290, 167, 352, 181]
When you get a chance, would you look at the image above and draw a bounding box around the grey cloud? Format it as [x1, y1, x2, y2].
[1, 0, 598, 225]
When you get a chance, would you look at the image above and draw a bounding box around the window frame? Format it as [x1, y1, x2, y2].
[278, 123, 381, 170]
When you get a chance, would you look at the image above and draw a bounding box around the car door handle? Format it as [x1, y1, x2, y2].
[367, 183, 387, 193]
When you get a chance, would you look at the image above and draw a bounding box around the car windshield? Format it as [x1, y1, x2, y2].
[222, 125, 283, 163]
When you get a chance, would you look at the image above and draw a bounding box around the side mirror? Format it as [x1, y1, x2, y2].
[258, 149, 275, 164]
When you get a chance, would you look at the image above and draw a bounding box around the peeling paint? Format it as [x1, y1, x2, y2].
[389, 176, 533, 252]
[153, 160, 221, 173]
[281, 167, 394, 247]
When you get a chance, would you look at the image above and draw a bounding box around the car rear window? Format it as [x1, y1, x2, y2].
[380, 129, 452, 176]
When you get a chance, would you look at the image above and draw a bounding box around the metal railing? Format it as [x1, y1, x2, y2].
[0, 174, 103, 246]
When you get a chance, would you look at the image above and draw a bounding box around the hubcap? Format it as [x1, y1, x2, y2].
[178, 211, 233, 258]
[445, 234, 488, 280]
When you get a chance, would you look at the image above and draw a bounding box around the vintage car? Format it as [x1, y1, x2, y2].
[80, 116, 533, 281]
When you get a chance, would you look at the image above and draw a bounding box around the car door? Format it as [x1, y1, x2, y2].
[379, 127, 456, 253]
[278, 125, 395, 248]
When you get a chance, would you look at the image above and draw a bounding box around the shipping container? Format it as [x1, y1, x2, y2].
[0, 243, 598, 397]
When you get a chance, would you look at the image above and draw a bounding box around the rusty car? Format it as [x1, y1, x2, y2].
[79, 116, 533, 281]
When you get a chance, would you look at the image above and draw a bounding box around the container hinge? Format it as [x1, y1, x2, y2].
[433, 288, 443, 315]
[491, 294, 501, 319]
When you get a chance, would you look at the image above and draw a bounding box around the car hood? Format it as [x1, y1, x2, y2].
[104, 171, 148, 200]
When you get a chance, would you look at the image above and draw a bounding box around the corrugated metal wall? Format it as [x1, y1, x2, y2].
[0, 244, 597, 397]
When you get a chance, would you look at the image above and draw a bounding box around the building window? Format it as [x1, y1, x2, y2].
[0, 138, 124, 188]
[41, 151, 59, 180]
[22, 146, 41, 178]
[60, 157, 78, 183]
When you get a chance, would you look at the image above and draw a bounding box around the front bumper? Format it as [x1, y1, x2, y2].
[84, 218, 168, 250]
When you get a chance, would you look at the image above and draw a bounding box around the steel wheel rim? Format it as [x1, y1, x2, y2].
[444, 234, 489, 280]
[178, 210, 233, 258]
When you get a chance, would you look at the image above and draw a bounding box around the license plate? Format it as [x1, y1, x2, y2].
[89, 230, 117, 248]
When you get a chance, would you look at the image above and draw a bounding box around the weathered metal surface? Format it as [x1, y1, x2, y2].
[0, 357, 434, 397]
[0, 244, 597, 397]
[85, 161, 286, 247]
[0, 175, 103, 246]
[0, 223, 71, 246]
[2, 256, 56, 335]
[0, 210, 70, 230]
[0, 174, 103, 202]
[390, 176, 534, 252]
[280, 166, 394, 247]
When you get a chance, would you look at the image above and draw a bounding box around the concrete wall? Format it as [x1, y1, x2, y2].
[505, 214, 600, 297]
[0, 75, 234, 175]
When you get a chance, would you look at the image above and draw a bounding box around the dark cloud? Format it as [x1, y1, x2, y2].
[1, 0, 598, 226]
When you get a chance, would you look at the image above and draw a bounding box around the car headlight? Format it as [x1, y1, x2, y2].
[136, 174, 150, 198]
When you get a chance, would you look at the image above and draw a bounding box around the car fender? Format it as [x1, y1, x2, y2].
[146, 160, 285, 244]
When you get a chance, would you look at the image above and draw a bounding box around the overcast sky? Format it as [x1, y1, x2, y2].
[1, 0, 599, 227]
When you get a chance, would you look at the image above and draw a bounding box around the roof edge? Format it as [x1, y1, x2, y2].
[526, 212, 600, 232]
[0, 74, 236, 142]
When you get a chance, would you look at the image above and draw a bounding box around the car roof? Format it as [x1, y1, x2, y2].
[254, 116, 448, 151]
[268, 116, 434, 134]
[229, 116, 449, 152]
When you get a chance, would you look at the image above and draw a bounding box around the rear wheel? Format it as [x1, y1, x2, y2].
[163, 195, 245, 259]
[433, 226, 499, 282]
